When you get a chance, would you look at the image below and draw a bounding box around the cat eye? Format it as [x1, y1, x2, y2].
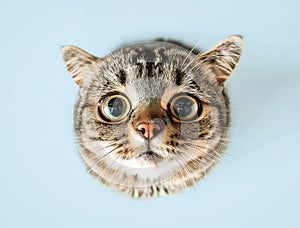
[169, 94, 202, 122]
[97, 95, 131, 122]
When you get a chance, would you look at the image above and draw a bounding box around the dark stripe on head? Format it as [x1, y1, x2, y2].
[175, 69, 185, 85]
[188, 80, 203, 91]
[136, 63, 144, 77]
[116, 70, 127, 85]
[146, 62, 155, 77]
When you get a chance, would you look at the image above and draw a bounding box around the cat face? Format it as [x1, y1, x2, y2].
[62, 36, 243, 197]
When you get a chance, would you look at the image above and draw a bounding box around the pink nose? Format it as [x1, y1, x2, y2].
[136, 122, 163, 140]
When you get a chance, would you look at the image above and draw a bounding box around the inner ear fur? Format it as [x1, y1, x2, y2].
[197, 35, 243, 87]
[62, 46, 98, 86]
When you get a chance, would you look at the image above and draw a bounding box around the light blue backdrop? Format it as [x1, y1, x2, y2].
[1, 0, 299, 227]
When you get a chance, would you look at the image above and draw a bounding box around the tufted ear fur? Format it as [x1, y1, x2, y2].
[62, 46, 98, 86]
[197, 35, 243, 88]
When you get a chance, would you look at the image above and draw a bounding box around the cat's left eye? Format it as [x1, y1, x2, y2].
[97, 95, 131, 122]
[169, 94, 202, 122]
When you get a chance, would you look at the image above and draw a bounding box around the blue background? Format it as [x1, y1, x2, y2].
[1, 0, 299, 227]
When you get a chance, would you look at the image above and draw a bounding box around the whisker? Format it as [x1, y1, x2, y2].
[97, 149, 124, 185]
[176, 152, 197, 188]
[180, 41, 200, 69]
[177, 145, 209, 166]
[171, 155, 189, 188]
[179, 141, 222, 162]
[87, 145, 122, 174]
[69, 139, 100, 145]
[183, 59, 205, 76]
[180, 50, 201, 73]
[85, 142, 119, 162]
[110, 152, 128, 186]
[180, 42, 219, 73]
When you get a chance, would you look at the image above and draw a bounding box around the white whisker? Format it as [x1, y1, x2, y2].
[180, 41, 200, 69]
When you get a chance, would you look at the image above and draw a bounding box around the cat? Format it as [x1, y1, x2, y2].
[62, 35, 243, 198]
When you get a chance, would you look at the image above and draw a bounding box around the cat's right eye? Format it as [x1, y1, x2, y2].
[97, 95, 131, 123]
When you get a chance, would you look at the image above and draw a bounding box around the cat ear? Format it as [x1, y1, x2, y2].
[62, 46, 98, 86]
[197, 35, 243, 88]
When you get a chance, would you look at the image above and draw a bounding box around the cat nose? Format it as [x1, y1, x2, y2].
[136, 119, 165, 140]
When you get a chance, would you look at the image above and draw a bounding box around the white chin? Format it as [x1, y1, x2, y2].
[113, 157, 182, 180]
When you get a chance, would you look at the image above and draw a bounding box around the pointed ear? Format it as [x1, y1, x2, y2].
[198, 35, 243, 87]
[62, 46, 98, 86]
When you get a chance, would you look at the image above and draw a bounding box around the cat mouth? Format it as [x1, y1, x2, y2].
[138, 150, 162, 160]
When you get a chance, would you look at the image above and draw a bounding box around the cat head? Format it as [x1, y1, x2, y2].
[62, 35, 243, 197]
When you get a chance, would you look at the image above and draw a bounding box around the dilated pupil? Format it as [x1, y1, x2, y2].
[107, 98, 124, 116]
[174, 98, 194, 117]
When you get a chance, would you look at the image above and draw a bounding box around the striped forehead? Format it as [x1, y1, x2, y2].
[109, 43, 193, 83]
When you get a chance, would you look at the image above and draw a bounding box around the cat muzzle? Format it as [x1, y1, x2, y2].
[138, 150, 163, 160]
